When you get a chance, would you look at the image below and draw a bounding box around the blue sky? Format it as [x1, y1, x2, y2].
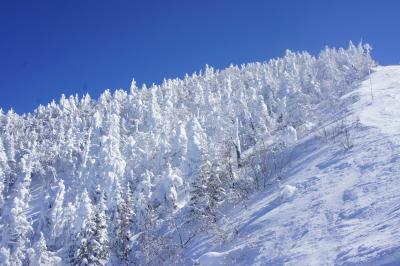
[1, 0, 400, 114]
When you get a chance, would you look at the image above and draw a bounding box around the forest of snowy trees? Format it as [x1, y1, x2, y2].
[0, 42, 374, 265]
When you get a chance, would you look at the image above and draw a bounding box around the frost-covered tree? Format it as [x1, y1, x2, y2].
[0, 137, 8, 211]
[90, 191, 110, 265]
[96, 92, 126, 210]
[114, 182, 135, 265]
[70, 190, 93, 265]
[71, 189, 109, 265]
[190, 159, 226, 224]
[171, 123, 188, 169]
[48, 179, 65, 247]
[185, 116, 207, 178]
[28, 232, 61, 265]
[1, 156, 34, 265]
[153, 164, 183, 213]
[132, 171, 152, 233]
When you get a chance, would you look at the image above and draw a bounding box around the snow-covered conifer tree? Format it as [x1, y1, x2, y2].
[71, 189, 109, 265]
[153, 164, 183, 212]
[135, 170, 153, 230]
[190, 159, 225, 224]
[48, 179, 65, 248]
[0, 138, 8, 211]
[185, 116, 207, 176]
[1, 156, 34, 265]
[114, 182, 135, 264]
[90, 191, 110, 265]
[28, 232, 61, 265]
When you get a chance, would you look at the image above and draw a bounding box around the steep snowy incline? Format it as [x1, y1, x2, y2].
[187, 66, 400, 266]
[352, 65, 400, 144]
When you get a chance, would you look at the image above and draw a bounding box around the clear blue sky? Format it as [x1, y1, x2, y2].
[1, 0, 400, 114]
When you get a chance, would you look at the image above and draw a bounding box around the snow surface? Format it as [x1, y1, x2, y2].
[187, 66, 400, 266]
[198, 251, 230, 266]
[354, 66, 400, 144]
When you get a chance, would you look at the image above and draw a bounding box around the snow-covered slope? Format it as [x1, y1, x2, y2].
[2, 43, 396, 265]
[188, 66, 400, 266]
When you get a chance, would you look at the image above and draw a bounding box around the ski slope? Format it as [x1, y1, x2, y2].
[188, 66, 400, 266]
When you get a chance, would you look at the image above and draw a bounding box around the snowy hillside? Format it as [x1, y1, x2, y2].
[188, 66, 400, 266]
[3, 43, 399, 266]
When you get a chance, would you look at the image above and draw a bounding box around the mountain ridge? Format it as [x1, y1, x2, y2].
[1, 43, 389, 265]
